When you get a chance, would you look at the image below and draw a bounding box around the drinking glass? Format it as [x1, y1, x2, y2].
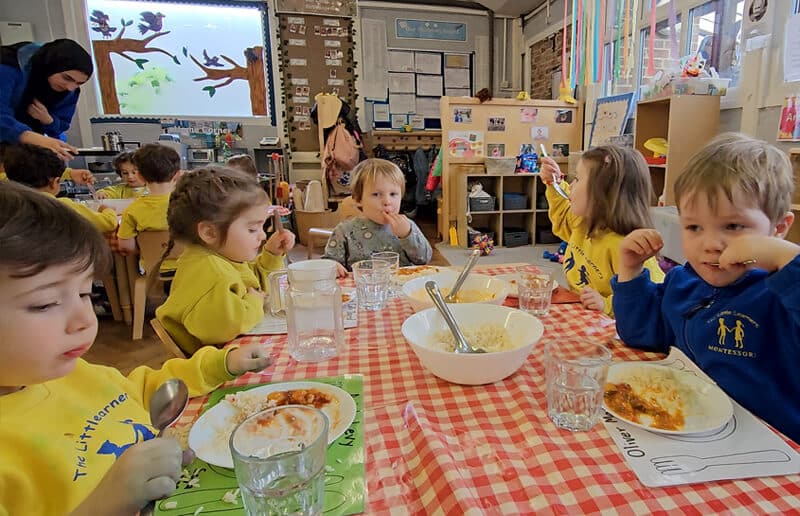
[352, 259, 390, 311]
[230, 405, 328, 516]
[517, 265, 555, 316]
[371, 251, 400, 297]
[545, 340, 611, 432]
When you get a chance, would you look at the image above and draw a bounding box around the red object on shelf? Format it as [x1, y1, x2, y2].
[645, 156, 667, 165]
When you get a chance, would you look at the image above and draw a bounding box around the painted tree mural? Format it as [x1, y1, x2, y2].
[90, 10, 180, 114]
[189, 47, 267, 116]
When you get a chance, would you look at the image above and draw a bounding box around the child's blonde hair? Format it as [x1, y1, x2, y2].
[579, 145, 654, 236]
[226, 154, 258, 178]
[674, 133, 794, 224]
[349, 158, 404, 202]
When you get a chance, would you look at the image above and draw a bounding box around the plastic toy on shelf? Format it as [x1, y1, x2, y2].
[644, 138, 668, 165]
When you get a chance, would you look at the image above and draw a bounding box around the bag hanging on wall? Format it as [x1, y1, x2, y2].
[323, 121, 361, 196]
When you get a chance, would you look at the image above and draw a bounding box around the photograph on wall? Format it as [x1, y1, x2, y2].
[777, 95, 800, 141]
[453, 108, 472, 123]
[487, 143, 505, 157]
[552, 143, 570, 157]
[555, 109, 573, 124]
[487, 117, 506, 132]
[448, 131, 484, 158]
[520, 107, 539, 122]
[531, 126, 549, 140]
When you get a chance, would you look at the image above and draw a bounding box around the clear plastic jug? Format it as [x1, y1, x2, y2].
[268, 260, 344, 362]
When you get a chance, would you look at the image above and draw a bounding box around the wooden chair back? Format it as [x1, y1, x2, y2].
[136, 231, 185, 275]
[150, 318, 187, 359]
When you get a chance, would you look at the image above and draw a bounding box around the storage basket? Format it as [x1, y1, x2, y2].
[485, 157, 517, 176]
[503, 228, 530, 247]
[469, 196, 496, 212]
[502, 193, 528, 210]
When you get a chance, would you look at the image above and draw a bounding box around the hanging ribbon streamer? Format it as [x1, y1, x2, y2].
[647, 0, 656, 76]
[562, 0, 569, 87]
[570, 0, 578, 90]
[585, 0, 593, 86]
[668, 0, 678, 60]
[622, 0, 630, 76]
[599, 0, 606, 83]
[614, 0, 623, 79]
[576, 0, 583, 87]
[628, 0, 639, 79]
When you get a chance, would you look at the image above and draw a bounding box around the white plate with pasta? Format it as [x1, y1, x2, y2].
[494, 273, 559, 298]
[188, 381, 356, 468]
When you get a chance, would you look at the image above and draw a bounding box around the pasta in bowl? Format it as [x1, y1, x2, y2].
[401, 271, 509, 312]
[401, 303, 545, 385]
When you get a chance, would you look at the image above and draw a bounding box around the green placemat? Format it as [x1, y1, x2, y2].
[155, 375, 365, 515]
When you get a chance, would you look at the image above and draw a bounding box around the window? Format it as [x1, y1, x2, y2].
[638, 17, 681, 91]
[644, 0, 671, 10]
[686, 1, 744, 87]
[85, 0, 273, 119]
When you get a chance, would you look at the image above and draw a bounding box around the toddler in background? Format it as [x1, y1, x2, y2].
[3, 143, 117, 233]
[226, 153, 258, 179]
[539, 145, 664, 315]
[156, 167, 295, 355]
[96, 151, 146, 199]
[613, 133, 800, 443]
[116, 144, 181, 272]
[0, 181, 272, 515]
[323, 158, 432, 277]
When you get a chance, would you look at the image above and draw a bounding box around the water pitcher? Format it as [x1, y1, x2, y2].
[268, 260, 344, 362]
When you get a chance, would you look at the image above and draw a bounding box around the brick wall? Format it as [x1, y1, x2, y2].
[530, 26, 571, 99]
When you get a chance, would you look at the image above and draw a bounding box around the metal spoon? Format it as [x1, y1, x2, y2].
[710, 259, 757, 267]
[426, 281, 486, 354]
[540, 143, 569, 200]
[140, 379, 189, 516]
[445, 248, 480, 303]
[273, 209, 292, 265]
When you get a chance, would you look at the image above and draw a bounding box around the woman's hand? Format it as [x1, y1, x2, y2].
[19, 131, 77, 161]
[27, 99, 54, 125]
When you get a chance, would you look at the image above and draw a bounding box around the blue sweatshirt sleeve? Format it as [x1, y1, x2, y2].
[611, 268, 673, 353]
[765, 254, 800, 331]
[0, 65, 32, 143]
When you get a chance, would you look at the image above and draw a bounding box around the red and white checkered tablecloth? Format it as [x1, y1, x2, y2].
[175, 264, 800, 515]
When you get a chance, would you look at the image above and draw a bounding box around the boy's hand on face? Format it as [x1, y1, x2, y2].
[335, 262, 348, 278]
[579, 287, 604, 311]
[264, 230, 296, 256]
[719, 234, 800, 273]
[71, 438, 183, 515]
[385, 212, 411, 238]
[226, 343, 273, 375]
[539, 156, 562, 185]
[618, 229, 664, 281]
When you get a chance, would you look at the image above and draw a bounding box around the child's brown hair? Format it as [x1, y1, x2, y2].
[0, 181, 110, 278]
[3, 143, 65, 189]
[579, 145, 654, 237]
[349, 158, 404, 203]
[132, 143, 180, 183]
[674, 132, 794, 225]
[112, 151, 135, 176]
[226, 154, 258, 178]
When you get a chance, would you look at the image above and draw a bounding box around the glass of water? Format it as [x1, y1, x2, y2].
[230, 405, 328, 516]
[545, 340, 611, 432]
[517, 265, 555, 316]
[352, 259, 390, 311]
[371, 251, 400, 297]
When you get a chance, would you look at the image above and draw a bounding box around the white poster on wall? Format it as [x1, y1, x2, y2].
[388, 93, 416, 114]
[388, 73, 415, 93]
[416, 97, 440, 117]
[784, 14, 800, 82]
[388, 50, 415, 72]
[444, 68, 470, 89]
[361, 19, 389, 99]
[414, 52, 442, 74]
[416, 75, 443, 96]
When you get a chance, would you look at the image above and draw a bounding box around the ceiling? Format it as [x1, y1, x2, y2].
[366, 0, 548, 17]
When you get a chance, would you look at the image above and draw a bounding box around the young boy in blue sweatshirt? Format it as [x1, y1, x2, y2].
[611, 133, 800, 443]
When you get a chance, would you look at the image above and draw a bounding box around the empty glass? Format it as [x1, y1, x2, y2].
[230, 405, 328, 515]
[352, 259, 390, 311]
[517, 265, 555, 316]
[371, 251, 400, 297]
[545, 340, 611, 432]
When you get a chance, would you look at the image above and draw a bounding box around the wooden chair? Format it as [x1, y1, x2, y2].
[306, 196, 360, 258]
[150, 318, 187, 359]
[129, 231, 184, 340]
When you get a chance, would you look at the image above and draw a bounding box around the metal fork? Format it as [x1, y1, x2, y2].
[650, 450, 790, 475]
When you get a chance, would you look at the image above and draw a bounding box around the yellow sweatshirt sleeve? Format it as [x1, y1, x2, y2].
[124, 346, 236, 406]
[59, 198, 118, 233]
[545, 181, 580, 242]
[182, 278, 265, 345]
[253, 250, 286, 291]
[97, 184, 125, 199]
[117, 209, 137, 240]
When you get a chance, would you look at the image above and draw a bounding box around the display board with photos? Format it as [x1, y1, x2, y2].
[277, 13, 356, 152]
[370, 49, 472, 130]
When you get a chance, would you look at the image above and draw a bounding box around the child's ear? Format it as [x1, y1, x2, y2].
[197, 221, 219, 246]
[47, 177, 60, 194]
[773, 211, 795, 239]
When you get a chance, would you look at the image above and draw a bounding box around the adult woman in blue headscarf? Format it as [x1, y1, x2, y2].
[1, 39, 93, 161]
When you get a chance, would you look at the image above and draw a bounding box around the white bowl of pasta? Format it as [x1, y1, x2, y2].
[401, 271, 509, 313]
[401, 303, 544, 385]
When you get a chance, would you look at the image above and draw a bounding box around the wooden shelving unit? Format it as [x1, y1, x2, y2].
[634, 95, 720, 206]
[789, 148, 800, 245]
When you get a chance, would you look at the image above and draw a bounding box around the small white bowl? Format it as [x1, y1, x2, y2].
[401, 271, 509, 312]
[100, 198, 135, 214]
[401, 303, 544, 385]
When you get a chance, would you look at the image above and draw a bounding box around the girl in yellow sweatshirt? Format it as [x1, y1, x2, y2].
[540, 145, 665, 315]
[156, 167, 296, 355]
[0, 181, 272, 515]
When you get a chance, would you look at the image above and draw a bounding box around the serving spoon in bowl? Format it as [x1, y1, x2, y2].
[445, 248, 480, 303]
[426, 280, 486, 354]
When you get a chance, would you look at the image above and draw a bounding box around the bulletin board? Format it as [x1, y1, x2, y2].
[588, 92, 635, 149]
[276, 13, 356, 152]
[370, 49, 473, 130]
